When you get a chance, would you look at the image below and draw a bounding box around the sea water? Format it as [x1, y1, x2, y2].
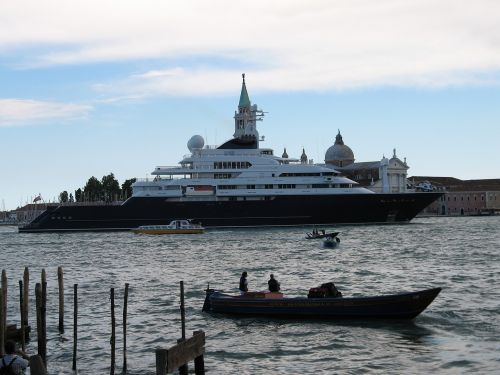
[0, 216, 499, 374]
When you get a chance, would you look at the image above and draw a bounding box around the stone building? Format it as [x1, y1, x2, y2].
[409, 177, 500, 216]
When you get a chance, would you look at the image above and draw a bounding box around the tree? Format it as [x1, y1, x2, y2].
[121, 178, 137, 200]
[69, 193, 75, 203]
[75, 188, 82, 202]
[83, 176, 103, 201]
[101, 173, 121, 202]
[59, 191, 69, 203]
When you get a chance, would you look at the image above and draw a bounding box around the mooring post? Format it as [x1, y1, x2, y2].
[180, 281, 186, 339]
[19, 280, 25, 351]
[29, 354, 48, 375]
[155, 348, 168, 375]
[177, 338, 188, 375]
[193, 330, 205, 375]
[123, 283, 129, 374]
[23, 267, 29, 328]
[72, 284, 78, 371]
[41, 271, 47, 367]
[58, 267, 64, 333]
[35, 283, 44, 362]
[110, 287, 116, 375]
[0, 288, 4, 357]
[1, 269, 7, 344]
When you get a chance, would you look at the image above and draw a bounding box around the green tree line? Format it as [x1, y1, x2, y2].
[58, 173, 136, 203]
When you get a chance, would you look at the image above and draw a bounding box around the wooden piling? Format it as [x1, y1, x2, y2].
[57, 267, 64, 333]
[41, 272, 47, 367]
[155, 348, 168, 375]
[23, 267, 29, 328]
[72, 284, 78, 371]
[193, 331, 206, 375]
[180, 281, 186, 339]
[0, 288, 4, 357]
[19, 280, 25, 351]
[1, 270, 7, 344]
[29, 354, 48, 375]
[177, 338, 188, 375]
[123, 283, 129, 374]
[110, 287, 116, 375]
[35, 283, 45, 362]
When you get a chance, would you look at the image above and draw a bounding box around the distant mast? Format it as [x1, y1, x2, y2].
[233, 73, 264, 147]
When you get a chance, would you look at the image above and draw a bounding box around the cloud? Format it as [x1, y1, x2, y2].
[0, 99, 93, 126]
[2, 0, 500, 92]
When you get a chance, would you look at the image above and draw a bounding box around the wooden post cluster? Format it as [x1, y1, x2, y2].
[0, 269, 206, 374]
[155, 282, 205, 375]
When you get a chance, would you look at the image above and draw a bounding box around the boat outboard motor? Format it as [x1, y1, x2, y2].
[307, 282, 342, 298]
[202, 287, 215, 312]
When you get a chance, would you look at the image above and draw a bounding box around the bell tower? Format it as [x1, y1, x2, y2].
[233, 74, 262, 145]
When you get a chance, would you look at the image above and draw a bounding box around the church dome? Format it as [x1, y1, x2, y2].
[325, 131, 355, 167]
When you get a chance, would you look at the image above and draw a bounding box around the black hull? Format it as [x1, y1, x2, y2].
[203, 288, 441, 320]
[18, 192, 441, 233]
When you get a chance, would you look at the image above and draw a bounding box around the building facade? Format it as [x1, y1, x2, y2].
[410, 177, 500, 216]
[324, 130, 409, 193]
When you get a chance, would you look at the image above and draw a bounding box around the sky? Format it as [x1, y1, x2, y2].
[1, 0, 500, 210]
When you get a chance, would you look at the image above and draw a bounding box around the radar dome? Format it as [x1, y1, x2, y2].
[187, 135, 204, 151]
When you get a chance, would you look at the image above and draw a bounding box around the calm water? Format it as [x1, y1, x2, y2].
[1, 216, 499, 374]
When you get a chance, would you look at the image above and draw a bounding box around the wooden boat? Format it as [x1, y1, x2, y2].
[202, 287, 441, 320]
[306, 231, 339, 239]
[132, 219, 204, 234]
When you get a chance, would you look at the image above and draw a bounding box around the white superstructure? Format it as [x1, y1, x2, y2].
[132, 74, 374, 201]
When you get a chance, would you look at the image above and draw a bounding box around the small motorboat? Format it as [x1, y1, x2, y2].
[305, 230, 339, 239]
[323, 235, 341, 248]
[202, 284, 441, 320]
[132, 219, 205, 234]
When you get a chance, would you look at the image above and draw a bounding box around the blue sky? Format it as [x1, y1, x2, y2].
[1, 0, 500, 210]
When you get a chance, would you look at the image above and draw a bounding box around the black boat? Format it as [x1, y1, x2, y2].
[19, 75, 441, 233]
[306, 231, 339, 239]
[202, 287, 441, 320]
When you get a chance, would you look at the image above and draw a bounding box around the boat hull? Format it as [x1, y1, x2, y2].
[18, 192, 441, 233]
[132, 228, 204, 234]
[203, 288, 441, 320]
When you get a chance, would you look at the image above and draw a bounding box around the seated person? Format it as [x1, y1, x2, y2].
[268, 274, 281, 292]
[0, 340, 29, 374]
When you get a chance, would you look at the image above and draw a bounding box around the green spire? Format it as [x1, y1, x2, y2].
[238, 73, 251, 108]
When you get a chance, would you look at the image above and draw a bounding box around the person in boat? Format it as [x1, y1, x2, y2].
[268, 274, 280, 292]
[0, 340, 29, 374]
[321, 229, 325, 235]
[239, 271, 248, 295]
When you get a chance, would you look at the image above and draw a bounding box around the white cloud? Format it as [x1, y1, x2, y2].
[0, 99, 93, 126]
[1, 0, 500, 93]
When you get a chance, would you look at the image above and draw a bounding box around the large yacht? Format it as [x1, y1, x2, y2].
[19, 75, 441, 232]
